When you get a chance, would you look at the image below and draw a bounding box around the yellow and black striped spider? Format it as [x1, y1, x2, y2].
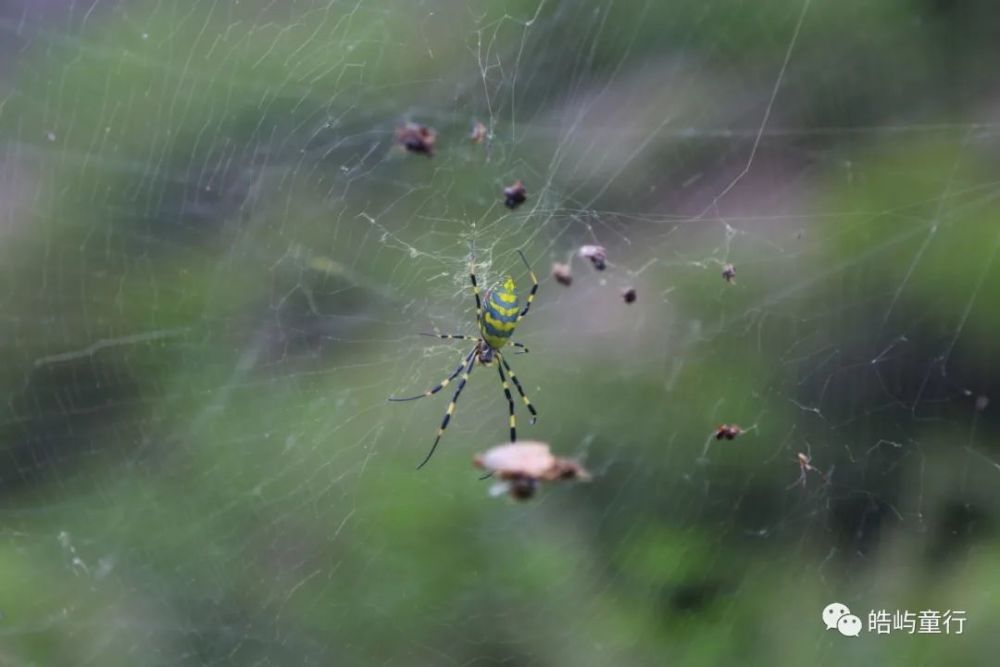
[390, 248, 539, 469]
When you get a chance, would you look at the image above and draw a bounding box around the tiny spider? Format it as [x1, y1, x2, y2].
[714, 424, 742, 440]
[474, 441, 590, 500]
[789, 452, 828, 488]
[722, 263, 736, 284]
[396, 122, 436, 156]
[503, 180, 527, 209]
[621, 287, 637, 304]
[389, 246, 539, 468]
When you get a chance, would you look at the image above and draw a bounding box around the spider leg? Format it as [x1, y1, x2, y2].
[496, 360, 517, 442]
[514, 249, 538, 322]
[388, 348, 475, 402]
[470, 244, 483, 320]
[786, 472, 808, 490]
[416, 332, 528, 353]
[498, 352, 538, 423]
[416, 352, 478, 469]
[420, 333, 479, 343]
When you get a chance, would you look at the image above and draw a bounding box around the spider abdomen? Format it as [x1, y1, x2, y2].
[480, 277, 520, 349]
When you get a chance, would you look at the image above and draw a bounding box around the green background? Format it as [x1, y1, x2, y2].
[0, 0, 998, 664]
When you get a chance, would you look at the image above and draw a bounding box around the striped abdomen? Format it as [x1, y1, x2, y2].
[480, 277, 520, 349]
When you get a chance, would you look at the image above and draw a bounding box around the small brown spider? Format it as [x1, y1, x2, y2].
[503, 180, 527, 209]
[470, 120, 487, 144]
[621, 287, 637, 304]
[714, 424, 742, 440]
[722, 263, 736, 284]
[396, 122, 436, 156]
[474, 441, 590, 501]
[578, 245, 607, 271]
[551, 262, 573, 286]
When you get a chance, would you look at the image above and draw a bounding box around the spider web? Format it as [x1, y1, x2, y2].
[0, 0, 998, 664]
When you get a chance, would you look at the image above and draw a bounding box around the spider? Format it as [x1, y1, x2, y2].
[389, 247, 539, 469]
[788, 452, 829, 489]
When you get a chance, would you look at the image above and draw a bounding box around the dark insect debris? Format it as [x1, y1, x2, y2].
[396, 122, 437, 157]
[504, 180, 527, 209]
[474, 442, 590, 501]
[551, 262, 573, 286]
[578, 245, 607, 271]
[470, 121, 487, 144]
[714, 424, 742, 440]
